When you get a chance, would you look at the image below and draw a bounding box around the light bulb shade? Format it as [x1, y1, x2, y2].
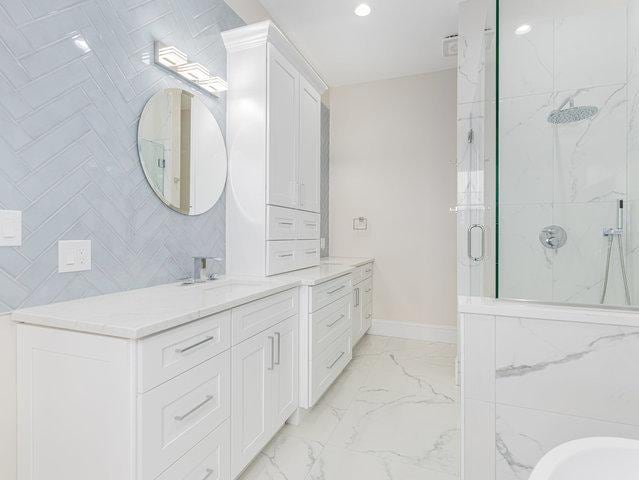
[354, 3, 372, 16]
[175, 63, 211, 82]
[198, 76, 229, 93]
[156, 44, 188, 67]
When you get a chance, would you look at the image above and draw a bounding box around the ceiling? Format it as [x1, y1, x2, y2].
[258, 0, 459, 87]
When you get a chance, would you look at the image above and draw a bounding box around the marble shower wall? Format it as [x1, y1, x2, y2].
[462, 312, 639, 480]
[499, 0, 639, 306]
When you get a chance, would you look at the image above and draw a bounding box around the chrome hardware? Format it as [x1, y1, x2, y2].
[278, 221, 294, 226]
[199, 469, 214, 480]
[268, 336, 275, 370]
[327, 351, 345, 369]
[306, 249, 318, 255]
[467, 224, 485, 261]
[354, 287, 360, 307]
[278, 253, 294, 258]
[174, 395, 214, 421]
[184, 256, 223, 285]
[603, 227, 623, 237]
[326, 314, 345, 328]
[327, 285, 346, 295]
[274, 332, 281, 365]
[175, 336, 214, 354]
[365, 288, 371, 293]
[157, 158, 166, 168]
[539, 225, 567, 250]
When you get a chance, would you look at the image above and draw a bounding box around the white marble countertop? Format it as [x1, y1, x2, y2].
[10, 276, 300, 340]
[274, 256, 375, 286]
[459, 296, 639, 328]
[9, 257, 375, 340]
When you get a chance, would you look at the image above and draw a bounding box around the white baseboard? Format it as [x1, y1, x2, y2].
[369, 319, 457, 344]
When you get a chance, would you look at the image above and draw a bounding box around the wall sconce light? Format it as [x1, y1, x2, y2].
[154, 41, 228, 97]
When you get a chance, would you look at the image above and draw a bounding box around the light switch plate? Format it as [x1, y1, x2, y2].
[58, 240, 92, 273]
[0, 210, 22, 247]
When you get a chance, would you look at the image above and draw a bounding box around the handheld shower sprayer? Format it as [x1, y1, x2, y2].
[601, 199, 631, 305]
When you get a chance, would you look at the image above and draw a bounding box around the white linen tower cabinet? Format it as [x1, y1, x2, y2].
[222, 21, 328, 276]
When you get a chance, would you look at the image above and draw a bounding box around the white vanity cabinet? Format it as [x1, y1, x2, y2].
[230, 315, 298, 478]
[223, 21, 327, 277]
[351, 262, 374, 344]
[298, 274, 354, 409]
[15, 285, 300, 480]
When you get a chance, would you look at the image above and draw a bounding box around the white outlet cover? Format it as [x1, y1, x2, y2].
[0, 210, 22, 247]
[58, 240, 92, 273]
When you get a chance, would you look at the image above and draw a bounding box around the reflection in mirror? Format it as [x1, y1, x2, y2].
[138, 88, 227, 215]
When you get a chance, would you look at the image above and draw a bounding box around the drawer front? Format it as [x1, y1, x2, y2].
[310, 330, 352, 405]
[231, 288, 298, 345]
[309, 274, 353, 312]
[138, 311, 231, 392]
[361, 262, 374, 280]
[311, 294, 351, 357]
[267, 206, 299, 241]
[298, 211, 321, 240]
[297, 239, 320, 270]
[361, 277, 373, 307]
[155, 420, 230, 480]
[266, 240, 298, 275]
[139, 352, 231, 480]
[351, 266, 363, 285]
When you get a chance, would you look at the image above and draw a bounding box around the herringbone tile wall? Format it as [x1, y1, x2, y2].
[0, 0, 245, 312]
[320, 102, 330, 257]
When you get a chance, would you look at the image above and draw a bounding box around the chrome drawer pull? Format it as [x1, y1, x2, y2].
[268, 336, 275, 370]
[175, 336, 214, 354]
[278, 221, 294, 226]
[200, 468, 214, 480]
[174, 395, 214, 421]
[365, 288, 372, 293]
[278, 253, 294, 258]
[274, 332, 281, 365]
[327, 285, 346, 295]
[326, 314, 345, 328]
[327, 351, 345, 369]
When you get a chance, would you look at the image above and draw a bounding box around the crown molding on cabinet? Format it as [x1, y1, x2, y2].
[222, 20, 328, 94]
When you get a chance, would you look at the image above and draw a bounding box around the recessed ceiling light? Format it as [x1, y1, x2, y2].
[354, 3, 372, 16]
[515, 24, 532, 35]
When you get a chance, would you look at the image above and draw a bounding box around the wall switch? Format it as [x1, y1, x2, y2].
[58, 240, 92, 273]
[0, 210, 22, 247]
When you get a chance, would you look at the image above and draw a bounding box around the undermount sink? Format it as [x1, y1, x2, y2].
[530, 437, 639, 480]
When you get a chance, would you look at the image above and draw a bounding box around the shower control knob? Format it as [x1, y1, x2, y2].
[539, 225, 567, 250]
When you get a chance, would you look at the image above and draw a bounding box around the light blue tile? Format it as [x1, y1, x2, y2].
[19, 114, 90, 171]
[0, 269, 30, 309]
[21, 34, 92, 79]
[0, 136, 30, 182]
[19, 87, 90, 138]
[0, 0, 33, 25]
[22, 168, 91, 231]
[18, 58, 90, 109]
[18, 141, 91, 199]
[24, 0, 86, 18]
[81, 183, 132, 241]
[19, 5, 90, 50]
[0, 248, 30, 277]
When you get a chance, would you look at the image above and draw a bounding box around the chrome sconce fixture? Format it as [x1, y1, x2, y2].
[154, 41, 228, 97]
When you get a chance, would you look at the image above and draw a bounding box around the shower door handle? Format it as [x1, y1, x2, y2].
[468, 224, 485, 262]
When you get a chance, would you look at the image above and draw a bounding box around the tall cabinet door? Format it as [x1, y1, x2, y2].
[298, 76, 321, 213]
[230, 331, 274, 477]
[267, 45, 300, 209]
[272, 316, 299, 426]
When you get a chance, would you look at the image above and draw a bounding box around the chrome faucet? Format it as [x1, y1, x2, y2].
[183, 256, 223, 285]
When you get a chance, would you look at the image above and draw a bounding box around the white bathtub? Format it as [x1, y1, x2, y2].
[530, 437, 639, 480]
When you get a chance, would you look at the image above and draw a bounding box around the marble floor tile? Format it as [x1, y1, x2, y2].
[240, 334, 460, 479]
[327, 388, 459, 476]
[308, 445, 459, 480]
[238, 432, 324, 480]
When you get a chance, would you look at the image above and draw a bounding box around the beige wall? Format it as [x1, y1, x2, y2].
[329, 69, 457, 327]
[222, 0, 271, 24]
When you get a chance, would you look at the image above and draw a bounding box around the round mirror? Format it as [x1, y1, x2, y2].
[138, 88, 227, 215]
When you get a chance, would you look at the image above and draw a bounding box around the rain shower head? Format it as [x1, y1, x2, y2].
[547, 96, 598, 124]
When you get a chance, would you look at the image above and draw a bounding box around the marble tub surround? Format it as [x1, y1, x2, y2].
[9, 275, 301, 338]
[460, 300, 639, 480]
[238, 335, 460, 480]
